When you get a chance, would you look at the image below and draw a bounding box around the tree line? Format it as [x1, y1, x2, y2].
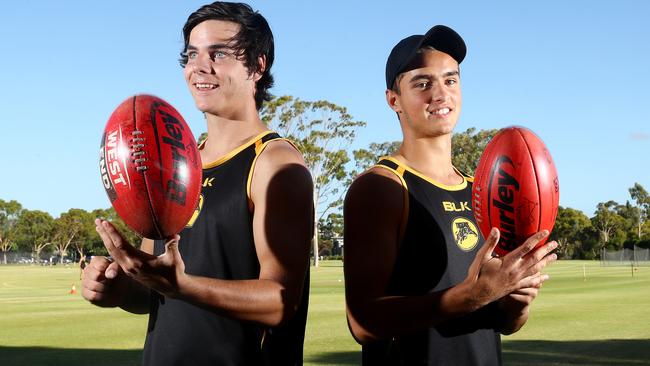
[1, 96, 648, 264]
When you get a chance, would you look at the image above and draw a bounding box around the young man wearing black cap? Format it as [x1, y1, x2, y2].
[344, 25, 558, 365]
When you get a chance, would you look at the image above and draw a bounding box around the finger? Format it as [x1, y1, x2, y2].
[526, 240, 558, 263]
[507, 230, 549, 263]
[517, 273, 549, 289]
[83, 278, 111, 294]
[481, 228, 500, 260]
[98, 220, 155, 264]
[89, 256, 110, 272]
[525, 252, 558, 278]
[467, 228, 500, 280]
[163, 235, 181, 255]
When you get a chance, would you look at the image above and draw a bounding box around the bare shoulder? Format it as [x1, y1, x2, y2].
[250, 139, 312, 202]
[256, 139, 307, 168]
[346, 166, 404, 212]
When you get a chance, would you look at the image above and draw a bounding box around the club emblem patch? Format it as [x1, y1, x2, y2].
[452, 217, 479, 251]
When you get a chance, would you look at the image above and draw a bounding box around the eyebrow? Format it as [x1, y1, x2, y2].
[408, 70, 460, 83]
[186, 43, 232, 51]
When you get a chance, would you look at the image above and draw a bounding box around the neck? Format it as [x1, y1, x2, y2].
[200, 109, 268, 162]
[394, 133, 462, 185]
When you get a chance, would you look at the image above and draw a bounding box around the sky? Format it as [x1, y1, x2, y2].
[0, 0, 648, 218]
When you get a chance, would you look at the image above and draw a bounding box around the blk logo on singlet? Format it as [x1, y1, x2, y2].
[452, 217, 479, 251]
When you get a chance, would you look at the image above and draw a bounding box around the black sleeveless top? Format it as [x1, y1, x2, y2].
[362, 157, 502, 366]
[143, 131, 309, 366]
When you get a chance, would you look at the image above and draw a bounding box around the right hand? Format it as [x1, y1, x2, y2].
[81, 255, 128, 307]
[464, 228, 558, 308]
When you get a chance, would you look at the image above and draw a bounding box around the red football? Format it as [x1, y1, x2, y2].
[99, 95, 202, 240]
[472, 126, 559, 257]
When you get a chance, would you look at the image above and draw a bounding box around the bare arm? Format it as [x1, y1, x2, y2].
[97, 141, 313, 326]
[344, 169, 557, 343]
[176, 141, 312, 325]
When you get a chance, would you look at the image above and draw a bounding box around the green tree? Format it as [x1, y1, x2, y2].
[51, 209, 94, 263]
[629, 183, 650, 240]
[13, 210, 55, 261]
[85, 207, 141, 256]
[451, 127, 499, 175]
[318, 213, 344, 257]
[261, 96, 365, 266]
[0, 199, 24, 264]
[591, 201, 627, 249]
[351, 141, 401, 178]
[550, 206, 592, 259]
[350, 127, 498, 180]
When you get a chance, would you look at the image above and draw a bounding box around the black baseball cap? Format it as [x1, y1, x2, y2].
[385, 25, 466, 89]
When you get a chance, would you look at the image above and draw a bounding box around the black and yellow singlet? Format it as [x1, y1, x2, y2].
[143, 131, 309, 366]
[362, 156, 502, 366]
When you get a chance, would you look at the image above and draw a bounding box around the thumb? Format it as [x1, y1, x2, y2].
[105, 260, 121, 280]
[467, 227, 500, 280]
[480, 227, 500, 261]
[163, 235, 182, 259]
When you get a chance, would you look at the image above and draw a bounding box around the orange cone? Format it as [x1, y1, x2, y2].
[70, 284, 77, 295]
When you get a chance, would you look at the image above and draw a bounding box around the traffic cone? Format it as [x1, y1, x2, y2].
[70, 284, 77, 295]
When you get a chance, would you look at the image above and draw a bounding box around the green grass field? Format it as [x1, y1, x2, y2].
[1, 260, 649, 365]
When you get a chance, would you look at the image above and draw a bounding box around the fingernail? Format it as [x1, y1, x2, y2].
[106, 269, 116, 279]
[490, 227, 498, 238]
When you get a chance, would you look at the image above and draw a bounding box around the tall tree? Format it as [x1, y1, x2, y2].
[351, 141, 401, 178]
[51, 209, 93, 263]
[0, 199, 23, 264]
[591, 201, 626, 249]
[261, 96, 365, 266]
[550, 206, 592, 258]
[13, 210, 54, 261]
[629, 183, 650, 239]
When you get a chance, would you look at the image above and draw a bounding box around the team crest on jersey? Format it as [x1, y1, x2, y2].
[452, 217, 479, 251]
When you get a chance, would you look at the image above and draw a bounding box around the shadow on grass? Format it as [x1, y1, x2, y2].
[4, 340, 648, 366]
[0, 346, 141, 366]
[306, 339, 650, 366]
[503, 339, 650, 366]
[305, 350, 360, 365]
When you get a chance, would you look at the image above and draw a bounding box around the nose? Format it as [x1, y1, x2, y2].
[430, 82, 449, 104]
[190, 52, 213, 74]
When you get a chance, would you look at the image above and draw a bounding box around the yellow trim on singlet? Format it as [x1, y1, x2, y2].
[246, 138, 300, 201]
[201, 131, 274, 169]
[379, 156, 468, 191]
[372, 164, 410, 246]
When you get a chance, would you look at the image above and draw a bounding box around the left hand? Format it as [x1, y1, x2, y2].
[498, 272, 548, 316]
[95, 219, 187, 298]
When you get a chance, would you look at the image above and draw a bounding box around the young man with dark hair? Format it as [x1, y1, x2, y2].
[344, 25, 558, 365]
[82, 3, 313, 365]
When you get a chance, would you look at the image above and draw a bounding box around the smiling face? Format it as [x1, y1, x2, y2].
[387, 49, 462, 139]
[183, 20, 260, 119]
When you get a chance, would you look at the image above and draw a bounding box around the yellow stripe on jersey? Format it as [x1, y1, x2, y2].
[378, 156, 468, 191]
[246, 137, 300, 202]
[202, 131, 274, 169]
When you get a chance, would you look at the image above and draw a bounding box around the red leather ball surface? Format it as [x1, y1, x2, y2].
[99, 95, 202, 239]
[472, 126, 559, 256]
